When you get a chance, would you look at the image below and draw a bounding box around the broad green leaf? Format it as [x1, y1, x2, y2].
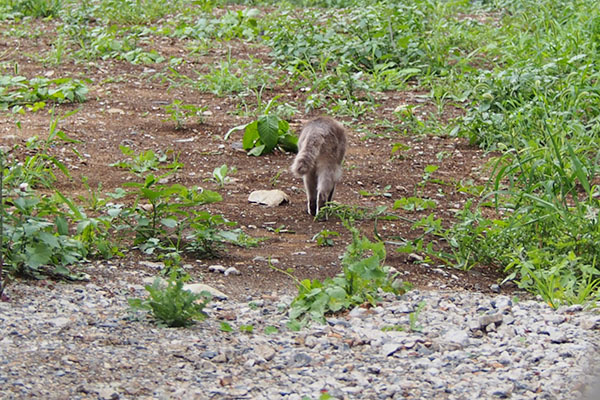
[242, 120, 259, 150]
[161, 218, 178, 228]
[39, 231, 60, 248]
[140, 187, 162, 201]
[248, 144, 265, 156]
[197, 189, 222, 204]
[26, 242, 52, 268]
[55, 215, 69, 236]
[257, 115, 280, 153]
[278, 133, 298, 153]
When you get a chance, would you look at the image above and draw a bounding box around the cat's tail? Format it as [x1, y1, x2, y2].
[291, 133, 324, 177]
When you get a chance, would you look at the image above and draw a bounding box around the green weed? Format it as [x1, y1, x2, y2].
[128, 272, 210, 328]
[162, 100, 207, 130]
[0, 75, 88, 110]
[211, 164, 234, 188]
[225, 114, 298, 156]
[278, 222, 409, 326]
[315, 202, 391, 222]
[110, 146, 182, 175]
[312, 229, 340, 247]
[393, 197, 437, 212]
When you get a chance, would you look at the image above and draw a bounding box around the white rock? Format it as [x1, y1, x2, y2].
[248, 190, 290, 207]
[183, 284, 228, 300]
[208, 265, 226, 273]
[224, 267, 241, 276]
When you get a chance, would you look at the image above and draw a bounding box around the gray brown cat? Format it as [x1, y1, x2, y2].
[291, 116, 347, 216]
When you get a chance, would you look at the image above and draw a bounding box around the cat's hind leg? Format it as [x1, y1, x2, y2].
[303, 173, 318, 216]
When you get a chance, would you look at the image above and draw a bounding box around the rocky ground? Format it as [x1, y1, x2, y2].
[1, 262, 599, 400]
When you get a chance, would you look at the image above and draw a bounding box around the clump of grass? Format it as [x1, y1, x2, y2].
[128, 272, 211, 328]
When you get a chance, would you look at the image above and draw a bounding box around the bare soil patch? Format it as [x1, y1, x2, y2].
[1, 18, 509, 300]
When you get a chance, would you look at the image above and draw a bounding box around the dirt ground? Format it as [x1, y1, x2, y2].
[0, 17, 510, 300]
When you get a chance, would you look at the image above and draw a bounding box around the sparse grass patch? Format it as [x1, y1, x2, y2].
[196, 56, 273, 96]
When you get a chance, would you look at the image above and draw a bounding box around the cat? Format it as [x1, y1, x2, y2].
[291, 116, 347, 216]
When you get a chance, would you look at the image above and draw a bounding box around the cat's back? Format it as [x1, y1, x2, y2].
[300, 116, 347, 160]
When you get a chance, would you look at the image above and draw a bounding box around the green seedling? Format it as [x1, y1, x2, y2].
[393, 197, 436, 212]
[163, 100, 207, 130]
[211, 164, 234, 188]
[312, 229, 340, 247]
[128, 272, 210, 327]
[409, 301, 426, 332]
[359, 185, 392, 198]
[110, 146, 182, 175]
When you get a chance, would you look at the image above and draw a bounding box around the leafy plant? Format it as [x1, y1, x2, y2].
[128, 272, 211, 327]
[162, 100, 207, 130]
[279, 222, 410, 325]
[220, 321, 233, 332]
[0, 75, 88, 110]
[315, 202, 391, 222]
[5, 0, 62, 18]
[409, 300, 426, 332]
[2, 113, 78, 189]
[359, 185, 392, 198]
[211, 164, 233, 188]
[110, 172, 256, 258]
[2, 189, 91, 279]
[225, 114, 298, 156]
[196, 56, 271, 96]
[264, 325, 278, 334]
[65, 25, 165, 64]
[312, 229, 340, 247]
[393, 197, 436, 212]
[110, 146, 182, 175]
[419, 165, 439, 187]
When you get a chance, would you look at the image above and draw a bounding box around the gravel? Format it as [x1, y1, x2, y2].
[1, 269, 599, 400]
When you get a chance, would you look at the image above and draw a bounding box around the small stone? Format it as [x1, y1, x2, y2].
[213, 349, 232, 363]
[491, 383, 514, 398]
[224, 267, 241, 276]
[201, 350, 217, 359]
[548, 328, 569, 344]
[139, 261, 165, 270]
[491, 296, 512, 310]
[490, 284, 501, 293]
[208, 265, 226, 273]
[478, 313, 504, 330]
[48, 317, 71, 328]
[381, 343, 401, 357]
[440, 328, 470, 349]
[254, 344, 276, 362]
[288, 352, 312, 367]
[581, 316, 600, 330]
[408, 253, 424, 262]
[183, 283, 228, 300]
[348, 307, 369, 319]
